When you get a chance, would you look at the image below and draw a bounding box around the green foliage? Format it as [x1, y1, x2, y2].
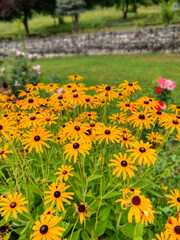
[160, 2, 174, 26]
[56, 0, 85, 16]
[0, 51, 40, 96]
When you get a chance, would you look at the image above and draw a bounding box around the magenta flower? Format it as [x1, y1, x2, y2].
[32, 65, 41, 74]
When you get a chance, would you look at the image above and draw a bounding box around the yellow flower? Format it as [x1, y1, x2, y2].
[162, 186, 168, 191]
[44, 182, 74, 212]
[30, 215, 65, 240]
[152, 232, 169, 240]
[109, 153, 137, 180]
[166, 189, 180, 212]
[55, 165, 74, 182]
[0, 192, 28, 221]
[68, 75, 84, 81]
[165, 216, 180, 240]
[73, 203, 90, 224]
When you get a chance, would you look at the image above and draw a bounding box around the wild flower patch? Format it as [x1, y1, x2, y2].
[0, 77, 179, 239]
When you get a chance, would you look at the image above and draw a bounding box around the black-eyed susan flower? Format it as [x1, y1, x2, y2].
[169, 104, 180, 115]
[63, 140, 90, 163]
[21, 97, 40, 110]
[0, 192, 28, 221]
[96, 85, 118, 101]
[0, 144, 12, 160]
[0, 222, 13, 239]
[147, 132, 163, 144]
[109, 113, 126, 125]
[166, 189, 180, 212]
[152, 232, 169, 240]
[117, 193, 154, 224]
[55, 165, 74, 182]
[22, 127, 53, 153]
[25, 83, 44, 91]
[119, 80, 142, 93]
[0, 119, 15, 137]
[45, 83, 59, 93]
[44, 182, 74, 212]
[97, 125, 120, 144]
[117, 99, 135, 112]
[73, 203, 90, 224]
[165, 216, 180, 240]
[64, 120, 89, 140]
[120, 188, 141, 199]
[161, 115, 180, 133]
[68, 75, 83, 81]
[109, 153, 137, 180]
[119, 132, 135, 149]
[43, 207, 56, 218]
[128, 140, 157, 166]
[30, 215, 65, 240]
[128, 110, 154, 129]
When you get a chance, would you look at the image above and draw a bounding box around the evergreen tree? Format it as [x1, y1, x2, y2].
[56, 0, 85, 33]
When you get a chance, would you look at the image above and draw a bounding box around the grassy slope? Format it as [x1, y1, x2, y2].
[34, 53, 180, 103]
[0, 6, 180, 39]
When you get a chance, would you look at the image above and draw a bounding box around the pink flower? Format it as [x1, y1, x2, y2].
[165, 79, 176, 91]
[28, 54, 33, 59]
[32, 65, 41, 74]
[157, 78, 167, 88]
[1, 68, 5, 73]
[16, 50, 24, 56]
[158, 101, 167, 111]
[57, 88, 63, 95]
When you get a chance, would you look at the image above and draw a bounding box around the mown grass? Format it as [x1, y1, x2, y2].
[0, 5, 180, 39]
[34, 53, 180, 103]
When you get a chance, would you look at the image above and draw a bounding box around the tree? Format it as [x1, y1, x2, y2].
[56, 0, 85, 33]
[0, 0, 56, 37]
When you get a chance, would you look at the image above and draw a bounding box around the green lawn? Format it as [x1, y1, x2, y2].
[0, 6, 180, 39]
[34, 53, 180, 103]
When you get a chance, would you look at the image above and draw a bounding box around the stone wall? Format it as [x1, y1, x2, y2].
[0, 27, 180, 57]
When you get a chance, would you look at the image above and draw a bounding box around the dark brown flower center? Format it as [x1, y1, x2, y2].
[85, 129, 91, 135]
[73, 143, 79, 149]
[105, 130, 111, 135]
[34, 135, 41, 141]
[123, 137, 127, 141]
[177, 105, 180, 109]
[174, 225, 180, 234]
[4, 114, 8, 117]
[47, 211, 51, 215]
[54, 191, 61, 198]
[10, 202, 17, 208]
[40, 225, 48, 234]
[67, 85, 71, 88]
[130, 189, 134, 192]
[57, 137, 60, 140]
[33, 83, 37, 86]
[144, 101, 149, 104]
[26, 90, 30, 93]
[73, 94, 78, 98]
[78, 204, 86, 212]
[75, 126, 80, 131]
[139, 114, 145, 120]
[132, 196, 141, 206]
[106, 86, 111, 91]
[119, 93, 122, 96]
[72, 89, 77, 92]
[121, 160, 127, 167]
[0, 125, 3, 130]
[30, 116, 36, 120]
[63, 170, 67, 175]
[88, 114, 91, 116]
[28, 98, 34, 103]
[90, 123, 95, 127]
[139, 147, 146, 153]
[128, 83, 133, 86]
[177, 197, 180, 203]
[0, 151, 4, 155]
[156, 111, 162, 115]
[173, 120, 179, 125]
[125, 103, 130, 107]
[85, 98, 90, 102]
[46, 118, 50, 121]
[58, 95, 63, 100]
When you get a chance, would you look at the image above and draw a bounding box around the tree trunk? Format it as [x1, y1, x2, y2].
[123, 0, 129, 19]
[23, 11, 30, 37]
[58, 15, 64, 24]
[73, 13, 79, 33]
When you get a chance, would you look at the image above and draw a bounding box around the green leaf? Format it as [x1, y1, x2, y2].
[103, 191, 120, 199]
[72, 229, 82, 240]
[133, 223, 143, 238]
[119, 223, 135, 238]
[81, 230, 91, 240]
[99, 207, 111, 222]
[134, 237, 143, 240]
[88, 174, 102, 182]
[74, 179, 86, 188]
